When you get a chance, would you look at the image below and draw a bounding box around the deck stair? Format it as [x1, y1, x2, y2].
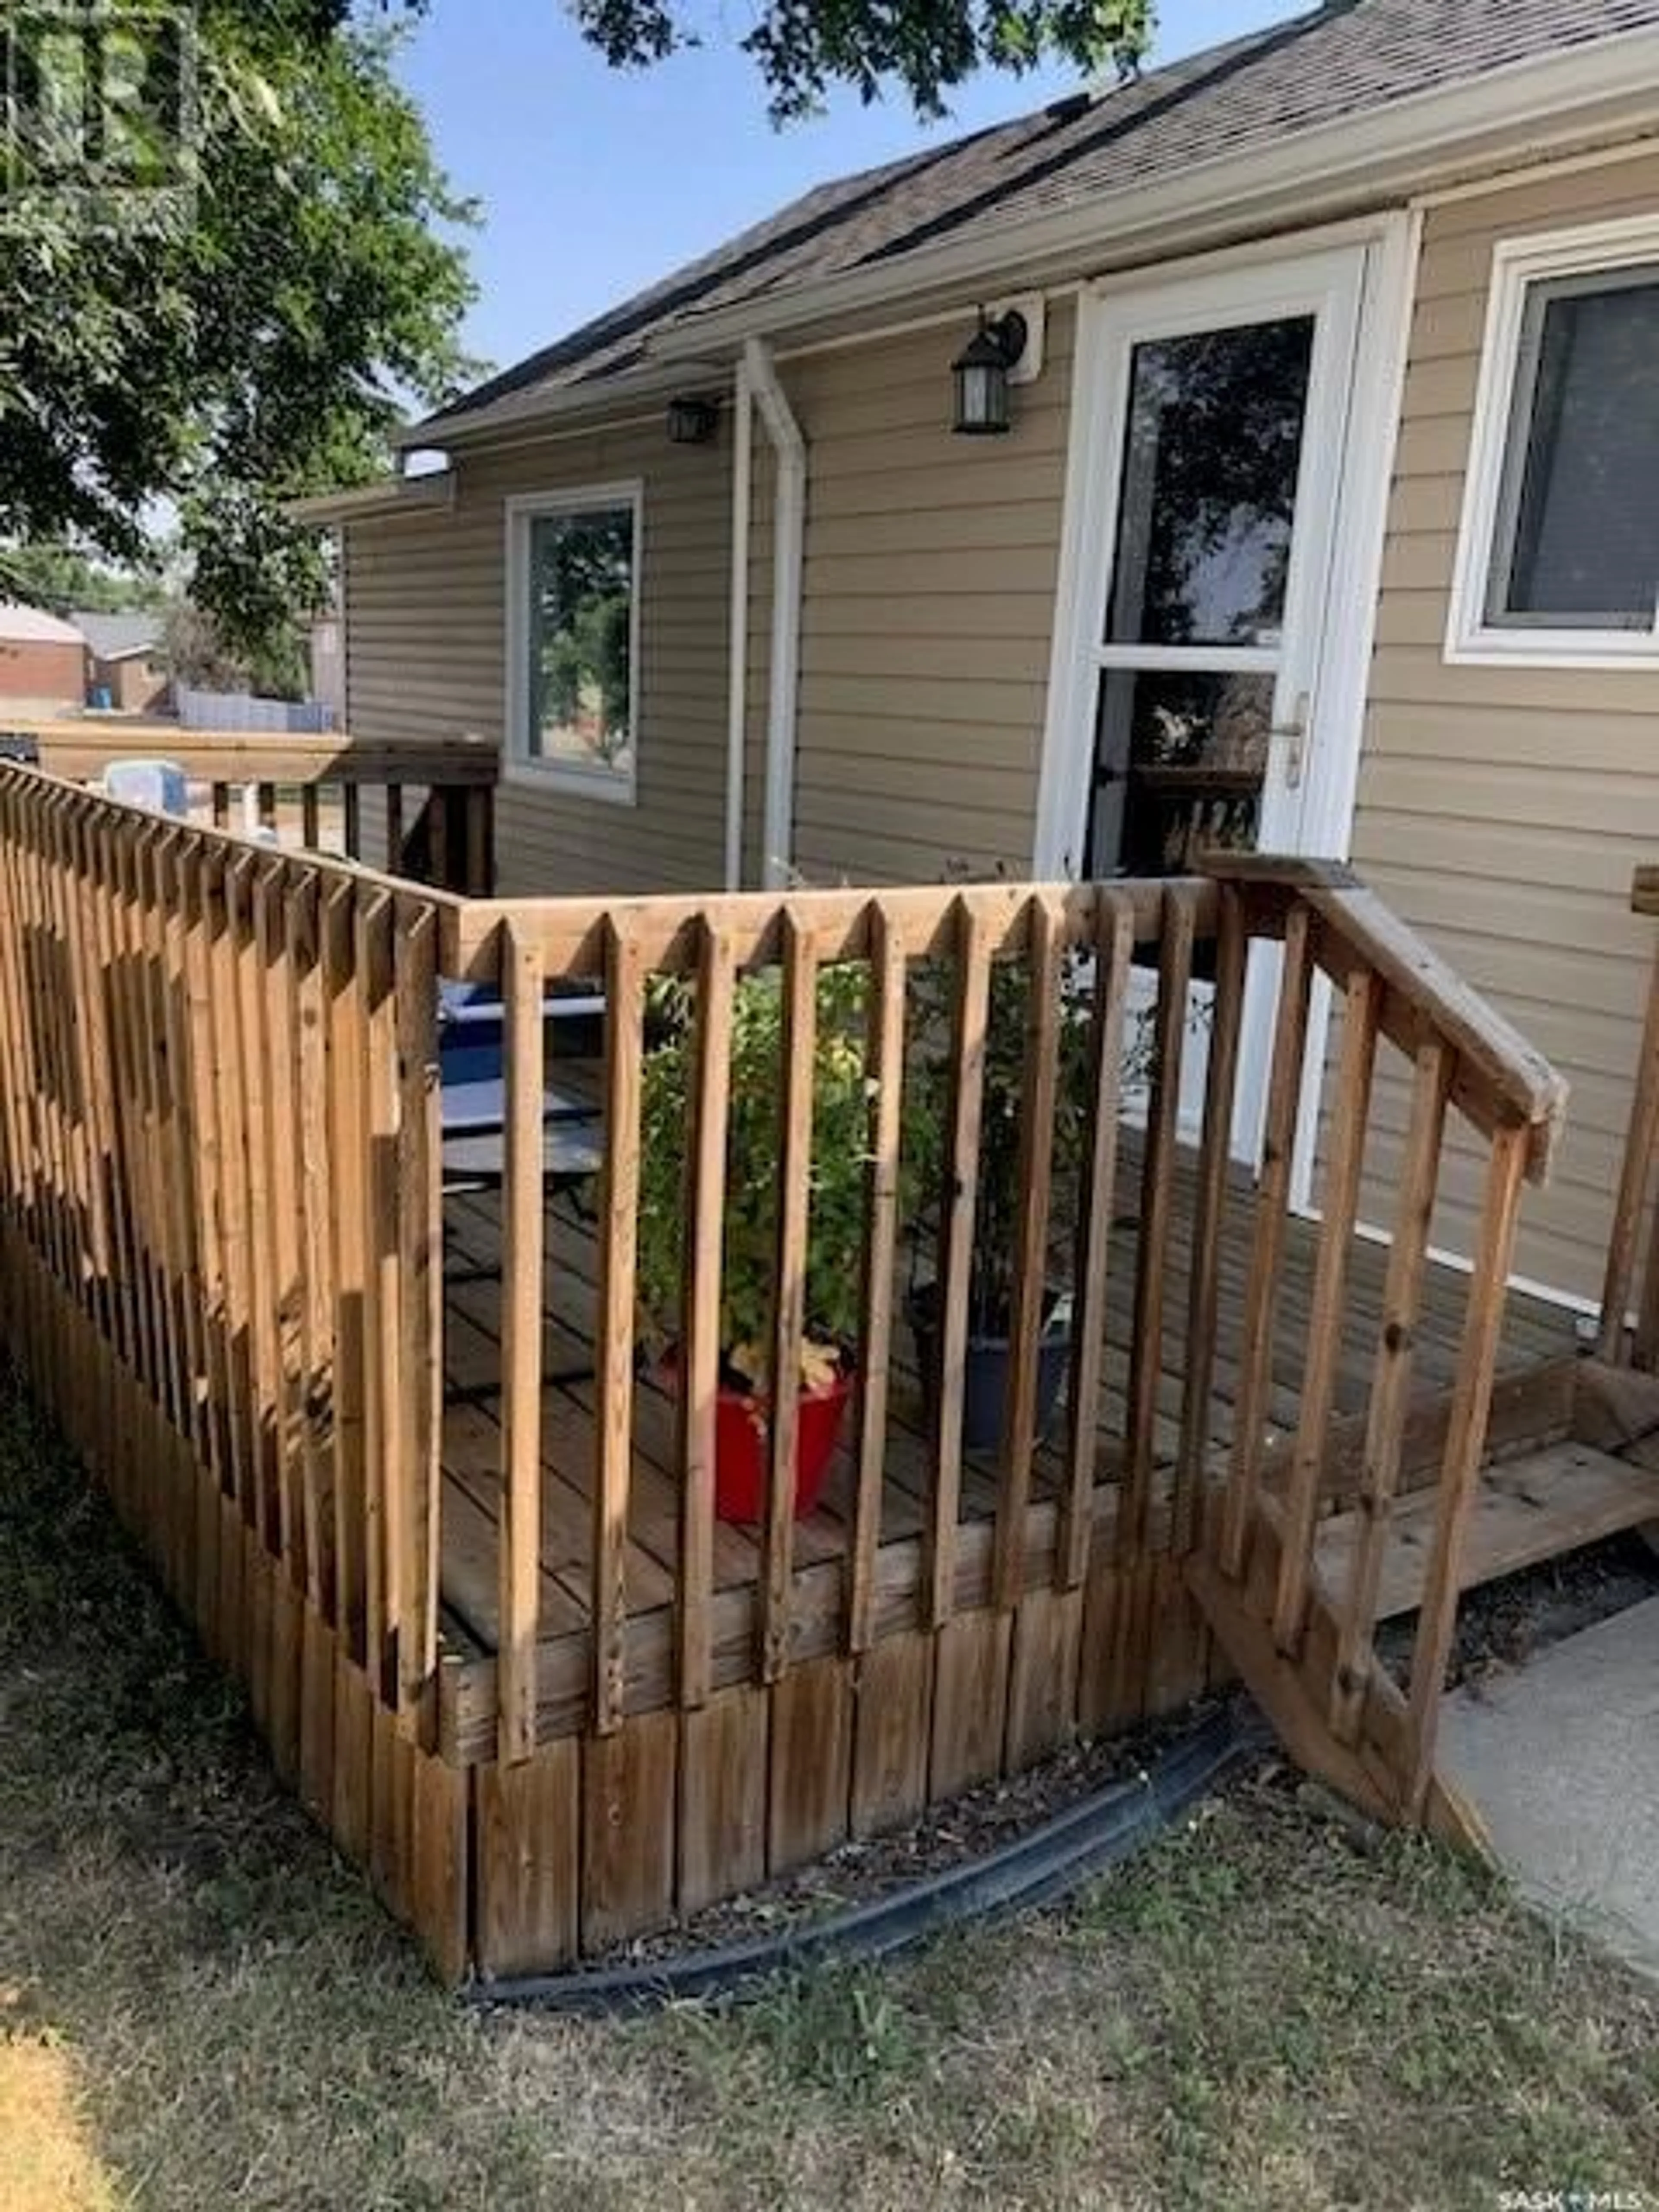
[1191, 1356, 1659, 1849]
[1189, 857, 1659, 1849]
[1189, 1390, 1659, 1849]
[1313, 1438, 1659, 1625]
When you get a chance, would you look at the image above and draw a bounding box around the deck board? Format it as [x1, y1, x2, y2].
[435, 1122, 1582, 1670]
[1315, 1441, 1659, 1621]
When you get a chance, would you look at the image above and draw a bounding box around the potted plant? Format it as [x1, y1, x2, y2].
[905, 946, 1099, 1456]
[636, 962, 874, 1524]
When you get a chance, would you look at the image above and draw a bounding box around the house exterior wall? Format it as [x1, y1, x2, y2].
[1344, 146, 1659, 1305]
[0, 638, 84, 712]
[776, 300, 1074, 887]
[335, 146, 1658, 1309]
[342, 420, 732, 896]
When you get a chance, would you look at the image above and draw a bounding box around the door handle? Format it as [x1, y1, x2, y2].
[1273, 691, 1311, 791]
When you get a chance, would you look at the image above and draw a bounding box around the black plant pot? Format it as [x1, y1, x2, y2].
[906, 1281, 1072, 1456]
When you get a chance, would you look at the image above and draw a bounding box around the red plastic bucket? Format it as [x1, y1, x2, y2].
[712, 1370, 853, 1524]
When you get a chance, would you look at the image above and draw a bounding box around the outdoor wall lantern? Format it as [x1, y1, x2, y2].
[951, 307, 1028, 435]
[666, 395, 721, 445]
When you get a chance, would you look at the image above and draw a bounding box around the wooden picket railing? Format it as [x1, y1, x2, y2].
[10, 722, 496, 894]
[447, 877, 1182, 1772]
[0, 764, 460, 1736]
[0, 758, 1572, 1969]
[447, 860, 1566, 1839]
[1185, 859, 1567, 1840]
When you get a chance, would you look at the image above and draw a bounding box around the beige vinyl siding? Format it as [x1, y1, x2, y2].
[343, 419, 731, 896]
[778, 301, 1074, 886]
[1347, 147, 1659, 1305]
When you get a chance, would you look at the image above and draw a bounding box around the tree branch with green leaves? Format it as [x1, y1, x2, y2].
[0, 2, 478, 663]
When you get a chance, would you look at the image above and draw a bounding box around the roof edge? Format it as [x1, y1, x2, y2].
[391, 362, 730, 456]
[287, 472, 457, 526]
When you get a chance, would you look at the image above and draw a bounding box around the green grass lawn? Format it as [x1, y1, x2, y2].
[2, 1358, 1656, 2212]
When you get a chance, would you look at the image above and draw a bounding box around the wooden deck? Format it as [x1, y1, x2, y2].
[432, 1121, 1582, 1752]
[8, 761, 1621, 1974]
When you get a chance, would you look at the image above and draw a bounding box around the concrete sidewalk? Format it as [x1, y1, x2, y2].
[1441, 1597, 1659, 1982]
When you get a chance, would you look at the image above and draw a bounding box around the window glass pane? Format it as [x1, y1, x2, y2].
[1088, 668, 1273, 878]
[1488, 266, 1659, 628]
[526, 504, 635, 773]
[1106, 317, 1314, 648]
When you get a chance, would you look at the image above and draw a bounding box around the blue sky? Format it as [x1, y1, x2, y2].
[395, 0, 1300, 379]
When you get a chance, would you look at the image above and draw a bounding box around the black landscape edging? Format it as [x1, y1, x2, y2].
[466, 1704, 1251, 2014]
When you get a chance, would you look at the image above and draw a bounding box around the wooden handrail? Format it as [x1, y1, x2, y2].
[8, 730, 497, 897]
[13, 721, 499, 788]
[1204, 856, 1568, 1180]
[449, 877, 1196, 982]
[0, 760, 476, 942]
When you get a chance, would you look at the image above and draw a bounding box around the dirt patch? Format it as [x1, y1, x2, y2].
[1378, 1530, 1659, 1692]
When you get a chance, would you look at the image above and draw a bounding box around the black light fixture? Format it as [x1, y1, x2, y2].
[951, 307, 1028, 435]
[666, 394, 720, 445]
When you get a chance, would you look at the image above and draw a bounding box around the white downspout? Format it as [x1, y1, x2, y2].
[744, 336, 805, 890]
[723, 355, 753, 891]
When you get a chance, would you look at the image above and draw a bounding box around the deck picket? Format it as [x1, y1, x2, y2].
[1173, 882, 1246, 1556]
[254, 866, 305, 1582]
[324, 879, 371, 1665]
[677, 919, 734, 1709]
[849, 903, 907, 1652]
[287, 881, 336, 1613]
[993, 893, 1062, 1611]
[1120, 887, 1196, 1565]
[1272, 965, 1380, 1654]
[1059, 893, 1134, 1589]
[357, 891, 400, 1700]
[762, 913, 819, 1683]
[1220, 903, 1313, 1579]
[592, 919, 645, 1734]
[498, 918, 547, 1763]
[1402, 1125, 1531, 1814]
[927, 900, 994, 1630]
[394, 899, 443, 1716]
[1328, 1040, 1450, 1743]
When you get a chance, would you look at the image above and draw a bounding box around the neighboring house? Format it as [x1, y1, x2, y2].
[0, 603, 87, 714]
[299, 0, 1659, 1310]
[74, 610, 170, 715]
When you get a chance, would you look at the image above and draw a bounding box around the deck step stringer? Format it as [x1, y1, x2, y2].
[1189, 1417, 1659, 1854]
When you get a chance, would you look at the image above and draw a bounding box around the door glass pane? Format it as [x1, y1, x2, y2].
[1106, 318, 1315, 648]
[1488, 264, 1659, 627]
[1088, 670, 1274, 878]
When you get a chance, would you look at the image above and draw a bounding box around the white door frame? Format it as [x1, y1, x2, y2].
[1034, 210, 1423, 1184]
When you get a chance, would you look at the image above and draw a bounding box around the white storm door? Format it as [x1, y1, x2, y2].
[1039, 244, 1370, 1154]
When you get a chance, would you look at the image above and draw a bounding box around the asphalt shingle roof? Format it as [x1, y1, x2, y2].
[73, 611, 162, 661]
[426, 0, 1659, 432]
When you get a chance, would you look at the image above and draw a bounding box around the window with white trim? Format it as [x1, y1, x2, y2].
[1449, 219, 1659, 666]
[505, 484, 641, 798]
